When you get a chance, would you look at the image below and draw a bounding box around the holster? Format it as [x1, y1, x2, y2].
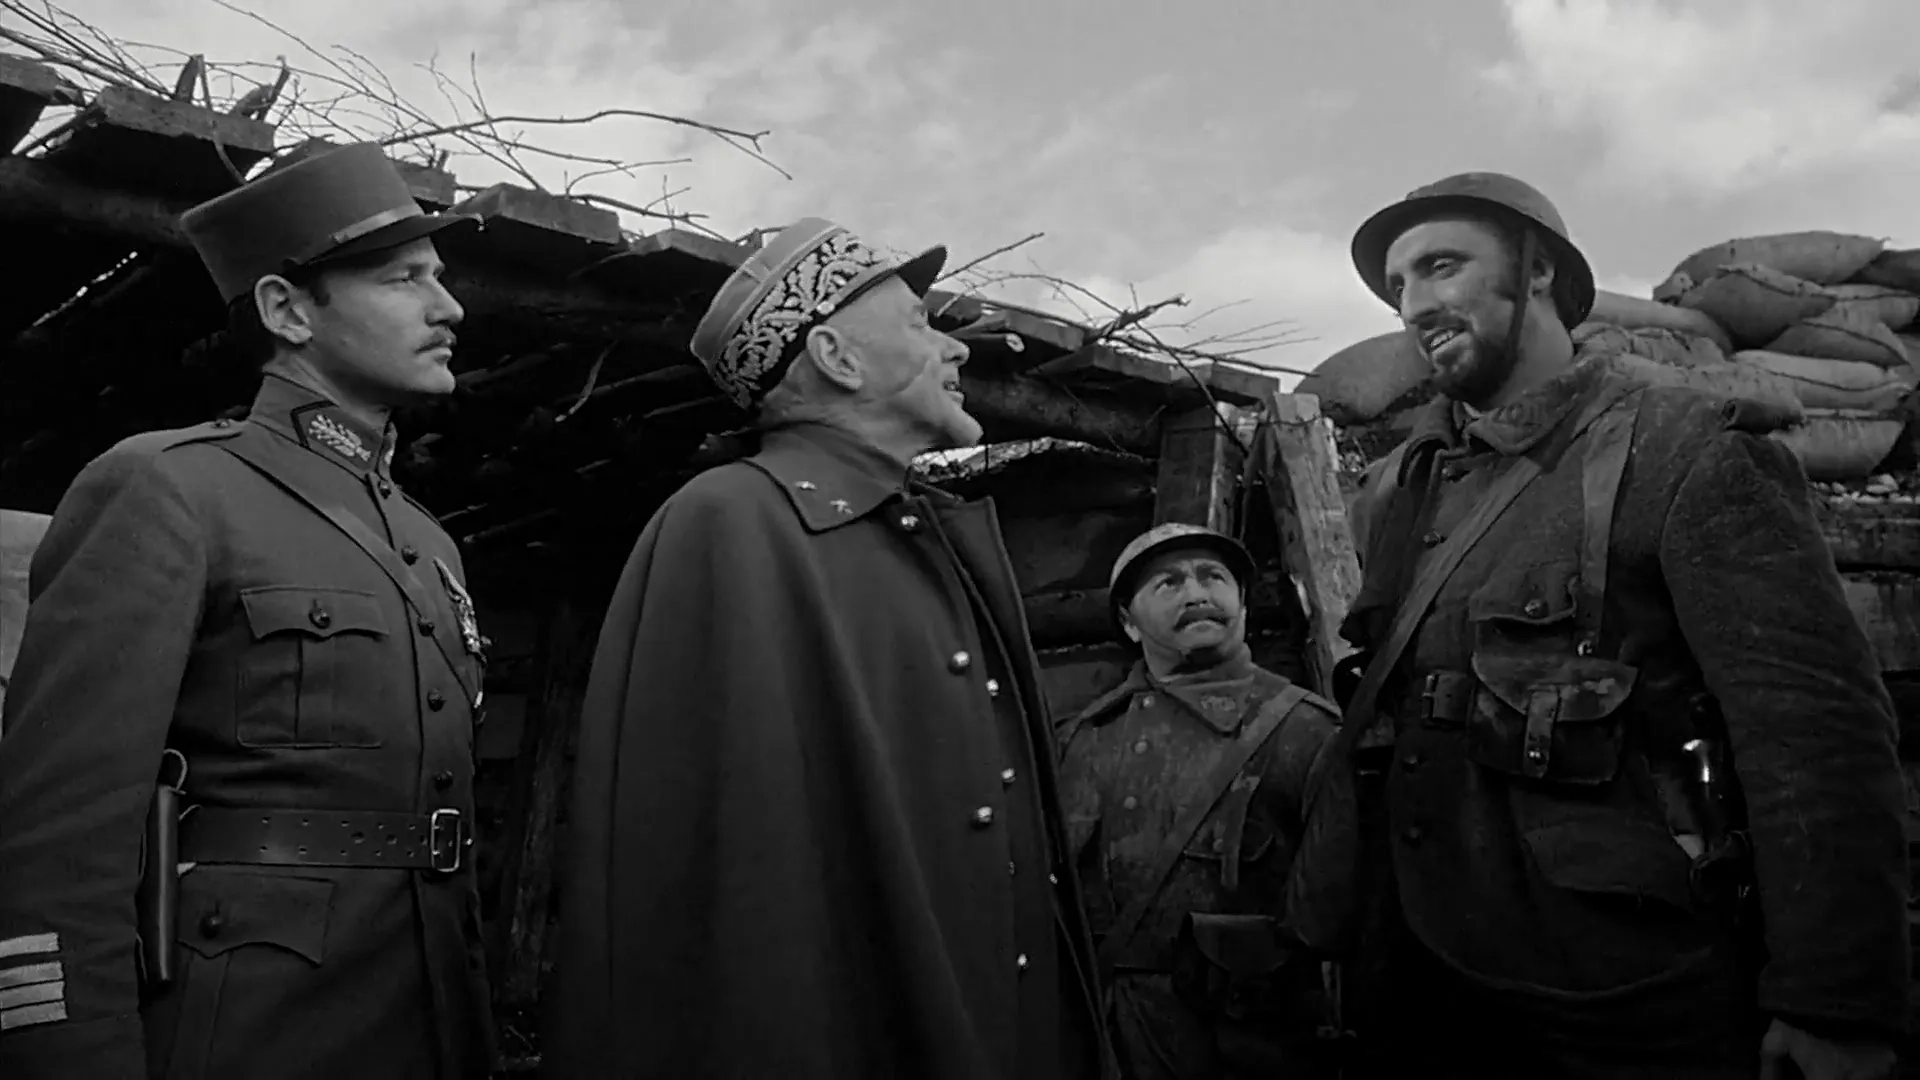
[136, 751, 187, 990]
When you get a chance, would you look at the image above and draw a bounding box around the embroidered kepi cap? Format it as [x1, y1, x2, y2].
[181, 141, 478, 305]
[689, 218, 947, 409]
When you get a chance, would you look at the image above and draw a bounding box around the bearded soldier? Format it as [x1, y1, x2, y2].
[1057, 523, 1356, 1080]
[1336, 171, 1907, 1079]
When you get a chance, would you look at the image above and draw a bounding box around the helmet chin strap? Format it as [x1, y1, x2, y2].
[1502, 228, 1540, 373]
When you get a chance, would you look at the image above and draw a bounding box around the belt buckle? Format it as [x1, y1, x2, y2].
[1418, 673, 1440, 722]
[428, 808, 464, 873]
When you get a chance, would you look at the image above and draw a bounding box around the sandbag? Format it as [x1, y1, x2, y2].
[1851, 248, 1920, 293]
[1823, 283, 1920, 330]
[1769, 409, 1908, 482]
[1737, 350, 1915, 411]
[1674, 231, 1883, 287]
[1902, 334, 1920, 370]
[1609, 352, 1804, 427]
[1297, 331, 1432, 424]
[1679, 264, 1836, 347]
[1573, 323, 1727, 368]
[1766, 304, 1910, 369]
[1587, 288, 1735, 352]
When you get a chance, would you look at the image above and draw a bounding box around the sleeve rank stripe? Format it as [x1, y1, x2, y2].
[0, 999, 67, 1032]
[0, 979, 63, 1012]
[0, 933, 58, 961]
[0, 960, 60, 991]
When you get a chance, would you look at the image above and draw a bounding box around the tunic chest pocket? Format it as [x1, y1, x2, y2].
[235, 586, 393, 749]
[1464, 563, 1637, 786]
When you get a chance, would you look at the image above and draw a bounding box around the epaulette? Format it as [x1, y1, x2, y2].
[117, 416, 248, 457]
[1294, 686, 1341, 719]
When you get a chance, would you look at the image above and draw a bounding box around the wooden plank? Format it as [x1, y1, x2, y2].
[489, 597, 595, 1010]
[1041, 344, 1283, 408]
[42, 85, 275, 198]
[959, 371, 1161, 458]
[1153, 404, 1246, 531]
[1845, 572, 1920, 673]
[1255, 391, 1364, 699]
[1818, 496, 1920, 570]
[450, 182, 624, 277]
[1024, 588, 1113, 648]
[0, 54, 80, 154]
[999, 507, 1149, 594]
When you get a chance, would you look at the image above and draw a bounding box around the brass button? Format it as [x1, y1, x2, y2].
[1121, 796, 1138, 811]
[213, 418, 233, 429]
[1139, 694, 1155, 708]
[377, 479, 393, 498]
[1422, 530, 1444, 547]
[948, 651, 972, 673]
[401, 545, 419, 564]
[1048, 873, 1059, 886]
[971, 806, 995, 827]
[309, 602, 331, 629]
[1008, 861, 1017, 877]
[986, 678, 1001, 698]
[1132, 739, 1149, 754]
[1526, 747, 1547, 763]
[1403, 826, 1424, 845]
[434, 770, 455, 790]
[199, 911, 225, 938]
[1402, 753, 1421, 770]
[1000, 768, 1016, 787]
[1442, 465, 1464, 482]
[899, 514, 920, 531]
[1016, 953, 1030, 972]
[795, 480, 816, 490]
[427, 689, 447, 711]
[1524, 599, 1547, 618]
[417, 618, 436, 636]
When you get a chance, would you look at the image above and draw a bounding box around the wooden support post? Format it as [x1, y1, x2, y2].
[1152, 404, 1246, 530]
[1843, 571, 1920, 674]
[490, 597, 596, 1010]
[1817, 498, 1920, 569]
[1254, 392, 1364, 700]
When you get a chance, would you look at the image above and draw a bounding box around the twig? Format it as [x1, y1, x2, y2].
[934, 232, 1045, 286]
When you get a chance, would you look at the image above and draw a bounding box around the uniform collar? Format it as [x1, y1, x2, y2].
[1401, 345, 1614, 465]
[1126, 644, 1267, 735]
[248, 373, 398, 478]
[749, 422, 911, 532]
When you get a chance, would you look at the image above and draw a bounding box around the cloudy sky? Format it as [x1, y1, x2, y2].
[31, 0, 1920, 386]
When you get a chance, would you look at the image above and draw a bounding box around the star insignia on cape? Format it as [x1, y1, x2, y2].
[830, 498, 852, 515]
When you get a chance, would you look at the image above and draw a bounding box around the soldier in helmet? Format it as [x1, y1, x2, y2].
[0, 143, 494, 1079]
[1334, 172, 1906, 1077]
[1056, 523, 1357, 1080]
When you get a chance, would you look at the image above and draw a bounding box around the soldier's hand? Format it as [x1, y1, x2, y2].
[1758, 1018, 1897, 1080]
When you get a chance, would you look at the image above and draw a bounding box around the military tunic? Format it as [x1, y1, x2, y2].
[0, 373, 495, 1080]
[1343, 350, 1907, 1075]
[545, 421, 1112, 1080]
[1058, 648, 1353, 1079]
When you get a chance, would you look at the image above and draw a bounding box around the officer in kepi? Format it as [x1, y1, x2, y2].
[1337, 171, 1908, 1079]
[0, 142, 496, 1079]
[1056, 523, 1358, 1080]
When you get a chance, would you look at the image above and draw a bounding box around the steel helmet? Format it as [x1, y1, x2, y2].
[1108, 523, 1255, 634]
[1350, 171, 1595, 329]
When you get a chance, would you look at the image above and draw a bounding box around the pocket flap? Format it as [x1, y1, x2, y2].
[1466, 562, 1579, 625]
[240, 587, 388, 641]
[178, 869, 333, 964]
[1182, 913, 1293, 976]
[1522, 816, 1696, 912]
[1471, 652, 1638, 722]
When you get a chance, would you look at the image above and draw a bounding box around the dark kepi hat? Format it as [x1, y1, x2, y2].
[181, 141, 478, 305]
[689, 218, 946, 409]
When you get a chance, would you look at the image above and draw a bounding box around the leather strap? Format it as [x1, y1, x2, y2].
[217, 425, 479, 706]
[1322, 380, 1637, 773]
[1577, 391, 1642, 651]
[1097, 682, 1310, 972]
[181, 806, 470, 872]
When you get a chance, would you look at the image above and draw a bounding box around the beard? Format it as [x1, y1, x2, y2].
[1424, 321, 1518, 410]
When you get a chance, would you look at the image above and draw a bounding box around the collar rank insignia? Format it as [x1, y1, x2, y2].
[307, 413, 372, 463]
[1200, 694, 1239, 716]
[433, 557, 487, 661]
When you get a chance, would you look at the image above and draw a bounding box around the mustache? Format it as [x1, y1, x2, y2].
[1175, 605, 1230, 628]
[422, 331, 457, 352]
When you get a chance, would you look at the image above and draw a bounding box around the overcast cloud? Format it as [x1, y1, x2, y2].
[24, 0, 1920, 387]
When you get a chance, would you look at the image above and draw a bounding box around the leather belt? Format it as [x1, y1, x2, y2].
[180, 806, 471, 873]
[1397, 670, 1475, 726]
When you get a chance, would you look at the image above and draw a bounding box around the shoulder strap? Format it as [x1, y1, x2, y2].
[1096, 682, 1311, 971]
[1328, 380, 1638, 762]
[216, 426, 479, 705]
[1576, 390, 1642, 650]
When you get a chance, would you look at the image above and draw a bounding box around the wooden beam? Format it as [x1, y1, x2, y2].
[42, 84, 275, 198]
[1818, 497, 1920, 570]
[0, 53, 80, 154]
[1153, 404, 1246, 531]
[1038, 344, 1284, 408]
[1254, 391, 1364, 699]
[452, 182, 625, 277]
[1844, 572, 1920, 673]
[1025, 588, 1113, 648]
[490, 596, 596, 1010]
[959, 371, 1161, 458]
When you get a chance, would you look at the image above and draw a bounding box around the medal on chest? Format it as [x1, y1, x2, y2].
[433, 556, 488, 662]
